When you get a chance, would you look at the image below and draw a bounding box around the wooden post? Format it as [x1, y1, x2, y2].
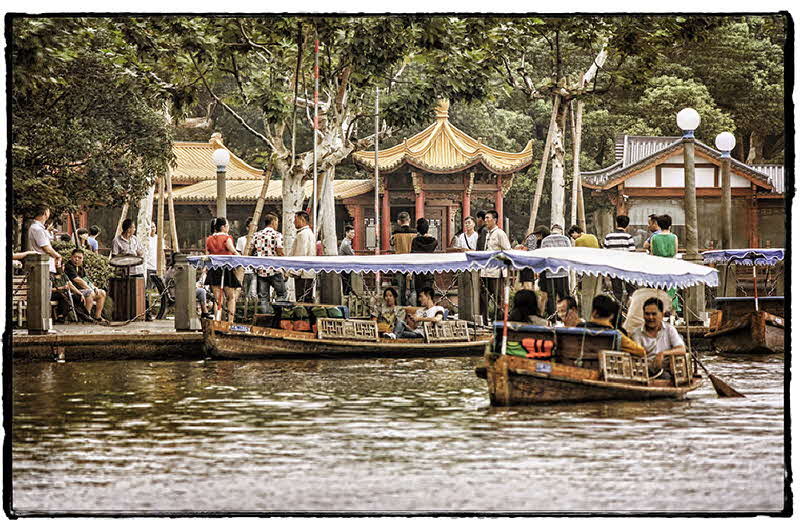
[682, 137, 705, 323]
[749, 185, 760, 248]
[457, 270, 480, 325]
[25, 253, 52, 334]
[173, 253, 201, 331]
[157, 176, 166, 276]
[462, 173, 471, 219]
[381, 179, 391, 253]
[415, 182, 425, 221]
[570, 100, 584, 228]
[527, 94, 561, 235]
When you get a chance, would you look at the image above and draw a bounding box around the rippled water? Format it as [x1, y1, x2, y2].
[11, 353, 786, 514]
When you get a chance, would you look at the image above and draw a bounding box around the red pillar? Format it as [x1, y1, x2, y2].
[349, 205, 364, 251]
[381, 183, 391, 253]
[495, 174, 504, 223]
[79, 209, 88, 228]
[415, 190, 425, 221]
[462, 174, 471, 219]
[749, 186, 760, 248]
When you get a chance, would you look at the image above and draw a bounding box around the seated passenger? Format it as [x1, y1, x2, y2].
[387, 286, 444, 339]
[509, 289, 549, 326]
[64, 248, 108, 322]
[577, 294, 645, 358]
[631, 297, 686, 378]
[373, 287, 407, 337]
[556, 296, 583, 327]
[623, 287, 673, 334]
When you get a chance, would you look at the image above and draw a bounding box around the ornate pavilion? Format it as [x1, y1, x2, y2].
[350, 100, 534, 252]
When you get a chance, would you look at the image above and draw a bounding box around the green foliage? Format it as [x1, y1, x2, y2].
[53, 240, 114, 290]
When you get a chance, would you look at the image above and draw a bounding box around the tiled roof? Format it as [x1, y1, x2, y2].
[751, 165, 785, 194]
[352, 100, 534, 175]
[582, 135, 775, 192]
[171, 178, 374, 203]
[169, 137, 264, 184]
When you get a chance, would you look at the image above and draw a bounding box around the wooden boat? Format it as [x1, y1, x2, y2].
[702, 249, 785, 354]
[704, 310, 784, 354]
[475, 323, 703, 405]
[203, 318, 493, 360]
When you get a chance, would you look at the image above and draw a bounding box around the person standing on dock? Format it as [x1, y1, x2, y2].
[235, 217, 258, 300]
[27, 205, 61, 303]
[479, 210, 511, 322]
[604, 215, 637, 305]
[252, 213, 287, 312]
[411, 217, 438, 299]
[86, 225, 101, 253]
[289, 211, 316, 302]
[339, 225, 356, 296]
[205, 217, 241, 322]
[538, 224, 571, 317]
[390, 211, 416, 305]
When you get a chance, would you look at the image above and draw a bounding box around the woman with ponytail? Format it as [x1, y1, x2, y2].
[205, 217, 241, 321]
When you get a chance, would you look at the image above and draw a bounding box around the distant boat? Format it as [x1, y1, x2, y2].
[702, 248, 785, 354]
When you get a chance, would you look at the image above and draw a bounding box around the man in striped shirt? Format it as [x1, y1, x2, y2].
[539, 224, 572, 317]
[605, 215, 636, 304]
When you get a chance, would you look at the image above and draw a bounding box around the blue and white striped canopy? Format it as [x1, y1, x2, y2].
[702, 248, 785, 267]
[187, 247, 718, 289]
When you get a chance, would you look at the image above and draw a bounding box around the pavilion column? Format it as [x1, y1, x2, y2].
[346, 204, 364, 252]
[615, 185, 627, 217]
[749, 185, 760, 248]
[495, 174, 504, 222]
[462, 173, 472, 219]
[381, 177, 391, 253]
[414, 172, 425, 220]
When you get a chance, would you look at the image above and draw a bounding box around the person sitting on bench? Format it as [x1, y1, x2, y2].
[577, 294, 645, 358]
[631, 297, 686, 379]
[386, 286, 444, 339]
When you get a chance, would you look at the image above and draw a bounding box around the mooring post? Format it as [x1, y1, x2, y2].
[174, 253, 201, 331]
[458, 271, 480, 324]
[25, 253, 53, 335]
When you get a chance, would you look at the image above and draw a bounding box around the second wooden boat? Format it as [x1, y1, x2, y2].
[705, 310, 785, 354]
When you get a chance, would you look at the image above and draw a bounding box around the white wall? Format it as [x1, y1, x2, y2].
[625, 168, 656, 187]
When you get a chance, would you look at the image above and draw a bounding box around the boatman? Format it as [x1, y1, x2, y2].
[631, 297, 686, 379]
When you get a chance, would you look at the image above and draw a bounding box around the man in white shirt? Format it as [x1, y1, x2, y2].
[27, 205, 62, 303]
[147, 223, 159, 279]
[386, 286, 445, 339]
[631, 297, 686, 379]
[111, 219, 146, 276]
[235, 217, 257, 299]
[289, 211, 316, 302]
[451, 215, 478, 251]
[479, 209, 511, 323]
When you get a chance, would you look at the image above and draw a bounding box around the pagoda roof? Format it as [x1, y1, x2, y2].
[352, 100, 534, 176]
[171, 178, 374, 203]
[169, 134, 264, 185]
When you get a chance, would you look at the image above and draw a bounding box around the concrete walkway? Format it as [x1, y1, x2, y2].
[11, 318, 204, 362]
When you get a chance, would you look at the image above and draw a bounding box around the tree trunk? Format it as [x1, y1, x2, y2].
[570, 99, 584, 228]
[549, 102, 568, 229]
[136, 182, 156, 264]
[526, 94, 561, 235]
[165, 170, 180, 252]
[279, 162, 306, 254]
[747, 130, 764, 164]
[157, 176, 165, 275]
[317, 164, 338, 256]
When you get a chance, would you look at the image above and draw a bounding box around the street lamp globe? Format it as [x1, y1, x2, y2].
[212, 148, 230, 169]
[715, 132, 736, 157]
[676, 108, 701, 138]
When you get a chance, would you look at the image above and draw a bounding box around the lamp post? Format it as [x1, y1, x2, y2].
[715, 131, 736, 250]
[212, 148, 231, 219]
[677, 107, 705, 324]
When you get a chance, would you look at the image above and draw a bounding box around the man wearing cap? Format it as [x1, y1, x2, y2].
[539, 224, 572, 316]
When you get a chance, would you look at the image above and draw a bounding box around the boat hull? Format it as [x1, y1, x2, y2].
[203, 319, 492, 359]
[477, 352, 703, 406]
[706, 310, 784, 354]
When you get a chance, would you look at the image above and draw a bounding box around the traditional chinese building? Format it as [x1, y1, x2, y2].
[582, 135, 785, 250]
[351, 100, 534, 252]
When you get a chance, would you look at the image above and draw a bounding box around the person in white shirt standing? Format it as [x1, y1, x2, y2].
[451, 215, 478, 251]
[289, 211, 316, 302]
[235, 217, 258, 299]
[252, 213, 287, 312]
[146, 223, 159, 284]
[27, 205, 62, 303]
[479, 209, 511, 323]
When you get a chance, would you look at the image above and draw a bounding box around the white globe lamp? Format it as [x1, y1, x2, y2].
[212, 148, 230, 169]
[715, 132, 736, 158]
[676, 108, 701, 138]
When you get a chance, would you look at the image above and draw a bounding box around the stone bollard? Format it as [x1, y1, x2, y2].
[25, 253, 52, 335]
[458, 271, 480, 324]
[174, 253, 201, 331]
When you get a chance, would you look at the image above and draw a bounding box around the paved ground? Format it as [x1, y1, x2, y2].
[12, 318, 186, 337]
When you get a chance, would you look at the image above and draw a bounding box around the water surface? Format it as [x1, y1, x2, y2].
[11, 353, 786, 514]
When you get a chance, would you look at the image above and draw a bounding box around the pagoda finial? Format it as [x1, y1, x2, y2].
[435, 99, 450, 120]
[209, 132, 225, 148]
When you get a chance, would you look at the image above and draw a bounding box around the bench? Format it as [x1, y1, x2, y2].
[12, 273, 60, 328]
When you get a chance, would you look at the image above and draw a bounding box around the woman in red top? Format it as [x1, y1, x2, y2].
[205, 217, 241, 321]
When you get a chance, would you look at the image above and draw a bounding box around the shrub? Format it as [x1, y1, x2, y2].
[52, 240, 114, 290]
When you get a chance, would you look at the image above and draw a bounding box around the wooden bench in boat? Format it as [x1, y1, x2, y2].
[315, 317, 469, 343]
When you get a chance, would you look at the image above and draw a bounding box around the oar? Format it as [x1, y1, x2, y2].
[690, 351, 745, 398]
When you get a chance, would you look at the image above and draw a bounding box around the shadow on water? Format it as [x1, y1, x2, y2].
[11, 353, 786, 514]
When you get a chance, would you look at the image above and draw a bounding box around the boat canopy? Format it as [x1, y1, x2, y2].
[187, 252, 488, 275]
[702, 248, 785, 267]
[473, 248, 719, 288]
[188, 247, 718, 289]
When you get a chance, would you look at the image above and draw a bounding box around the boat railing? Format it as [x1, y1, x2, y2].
[421, 320, 471, 342]
[599, 351, 650, 385]
[316, 318, 380, 342]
